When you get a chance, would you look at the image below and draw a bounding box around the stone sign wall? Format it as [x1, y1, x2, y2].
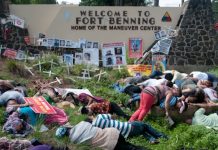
[168, 0, 218, 66]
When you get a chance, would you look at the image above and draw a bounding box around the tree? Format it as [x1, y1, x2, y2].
[212, 0, 218, 21]
[153, 0, 159, 7]
[11, 0, 57, 4]
[79, 0, 152, 6]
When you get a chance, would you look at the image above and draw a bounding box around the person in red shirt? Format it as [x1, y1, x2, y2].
[80, 101, 130, 120]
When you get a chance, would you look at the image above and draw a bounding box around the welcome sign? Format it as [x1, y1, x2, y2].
[10, 5, 182, 50]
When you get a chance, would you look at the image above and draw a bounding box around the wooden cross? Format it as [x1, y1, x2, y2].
[32, 60, 46, 72]
[113, 65, 124, 72]
[77, 68, 92, 82]
[94, 70, 107, 82]
[43, 70, 55, 77]
[48, 59, 58, 70]
[48, 77, 62, 85]
[62, 63, 71, 75]
[24, 65, 35, 76]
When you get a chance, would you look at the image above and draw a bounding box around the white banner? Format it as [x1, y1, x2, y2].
[10, 15, 25, 29]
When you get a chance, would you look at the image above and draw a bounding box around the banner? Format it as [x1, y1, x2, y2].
[75, 53, 83, 64]
[154, 30, 167, 40]
[151, 38, 172, 55]
[152, 55, 166, 73]
[102, 42, 126, 67]
[10, 15, 25, 29]
[128, 38, 143, 58]
[64, 54, 74, 66]
[83, 48, 99, 66]
[3, 48, 17, 59]
[24, 96, 56, 114]
[158, 38, 172, 54]
[59, 39, 66, 47]
[127, 65, 152, 76]
[16, 50, 25, 60]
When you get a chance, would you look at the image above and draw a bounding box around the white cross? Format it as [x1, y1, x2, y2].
[43, 70, 55, 77]
[113, 65, 124, 72]
[94, 70, 107, 82]
[48, 77, 62, 85]
[77, 68, 92, 82]
[24, 65, 35, 76]
[48, 59, 58, 70]
[32, 60, 46, 72]
[62, 63, 71, 75]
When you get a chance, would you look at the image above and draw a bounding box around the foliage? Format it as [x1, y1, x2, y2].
[2, 58, 218, 149]
[212, 0, 218, 21]
[79, 0, 153, 6]
[6, 60, 29, 78]
[11, 0, 57, 4]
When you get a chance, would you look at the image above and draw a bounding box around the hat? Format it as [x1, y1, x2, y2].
[179, 101, 188, 114]
[55, 126, 67, 137]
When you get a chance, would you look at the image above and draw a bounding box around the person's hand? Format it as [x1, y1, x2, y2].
[111, 114, 117, 120]
[165, 111, 169, 117]
[128, 98, 133, 103]
[188, 103, 195, 106]
[23, 102, 33, 107]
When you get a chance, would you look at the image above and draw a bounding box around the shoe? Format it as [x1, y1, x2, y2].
[149, 139, 159, 144]
[149, 138, 159, 144]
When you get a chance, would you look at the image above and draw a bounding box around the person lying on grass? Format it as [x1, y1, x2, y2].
[186, 108, 218, 130]
[79, 100, 130, 120]
[56, 121, 146, 150]
[72, 92, 105, 106]
[85, 113, 168, 144]
[129, 84, 180, 122]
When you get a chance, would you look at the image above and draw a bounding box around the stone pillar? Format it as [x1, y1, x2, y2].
[168, 0, 218, 66]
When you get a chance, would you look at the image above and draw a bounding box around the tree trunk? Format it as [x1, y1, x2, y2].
[181, 0, 184, 5]
[154, 0, 159, 7]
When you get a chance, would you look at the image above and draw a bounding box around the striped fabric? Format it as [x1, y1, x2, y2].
[92, 114, 132, 138]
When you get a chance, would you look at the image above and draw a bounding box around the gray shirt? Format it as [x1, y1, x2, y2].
[69, 121, 98, 144]
[0, 90, 25, 106]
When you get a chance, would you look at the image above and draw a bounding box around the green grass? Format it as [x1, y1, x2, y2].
[1, 59, 218, 150]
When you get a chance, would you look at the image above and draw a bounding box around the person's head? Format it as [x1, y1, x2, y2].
[166, 81, 174, 88]
[84, 53, 90, 60]
[195, 88, 205, 103]
[165, 73, 173, 81]
[176, 100, 188, 114]
[202, 80, 212, 87]
[171, 86, 180, 96]
[79, 106, 91, 115]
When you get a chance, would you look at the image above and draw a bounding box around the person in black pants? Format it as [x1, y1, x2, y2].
[80, 101, 130, 120]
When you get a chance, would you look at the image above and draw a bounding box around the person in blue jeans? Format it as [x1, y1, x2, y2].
[111, 83, 142, 107]
[86, 114, 168, 144]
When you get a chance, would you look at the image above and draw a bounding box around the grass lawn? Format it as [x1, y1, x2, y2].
[0, 58, 218, 150]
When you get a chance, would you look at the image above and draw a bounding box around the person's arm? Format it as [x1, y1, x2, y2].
[9, 102, 33, 108]
[178, 95, 186, 101]
[197, 80, 207, 89]
[87, 96, 94, 106]
[164, 91, 173, 117]
[189, 102, 218, 108]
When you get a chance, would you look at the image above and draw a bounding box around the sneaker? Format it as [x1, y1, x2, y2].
[149, 139, 159, 144]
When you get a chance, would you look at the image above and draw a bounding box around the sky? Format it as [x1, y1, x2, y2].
[57, 0, 186, 7]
